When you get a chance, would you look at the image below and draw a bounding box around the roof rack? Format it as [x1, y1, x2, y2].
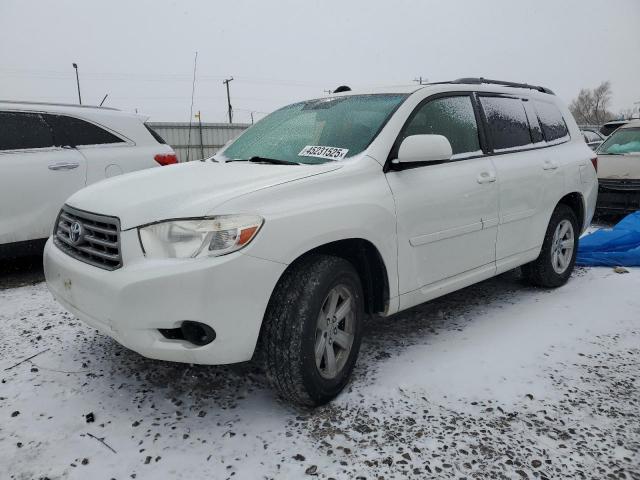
[450, 77, 555, 95]
[0, 99, 119, 111]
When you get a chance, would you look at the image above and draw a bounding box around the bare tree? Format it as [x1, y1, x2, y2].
[569, 81, 614, 125]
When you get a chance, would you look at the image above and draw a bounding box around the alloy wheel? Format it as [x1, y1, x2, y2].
[551, 219, 574, 274]
[314, 284, 355, 379]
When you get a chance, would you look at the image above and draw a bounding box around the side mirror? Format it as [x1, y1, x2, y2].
[394, 134, 453, 164]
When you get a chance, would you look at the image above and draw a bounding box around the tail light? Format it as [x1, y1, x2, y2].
[154, 153, 178, 166]
[590, 155, 598, 173]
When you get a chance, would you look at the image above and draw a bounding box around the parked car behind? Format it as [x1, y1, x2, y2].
[44, 78, 597, 406]
[580, 127, 605, 150]
[596, 119, 640, 214]
[0, 101, 176, 257]
[600, 119, 628, 137]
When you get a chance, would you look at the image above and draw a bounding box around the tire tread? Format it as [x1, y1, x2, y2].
[262, 254, 357, 406]
[523, 204, 578, 288]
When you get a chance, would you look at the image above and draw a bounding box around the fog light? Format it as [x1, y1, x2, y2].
[181, 321, 216, 346]
[158, 321, 216, 346]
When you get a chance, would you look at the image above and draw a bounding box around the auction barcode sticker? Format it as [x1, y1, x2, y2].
[298, 145, 349, 161]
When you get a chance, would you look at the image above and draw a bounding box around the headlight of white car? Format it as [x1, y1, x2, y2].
[138, 215, 263, 259]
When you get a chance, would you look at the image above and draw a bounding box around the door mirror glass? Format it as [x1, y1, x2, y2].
[395, 134, 453, 164]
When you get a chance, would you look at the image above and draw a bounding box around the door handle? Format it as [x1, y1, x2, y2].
[48, 162, 80, 171]
[543, 160, 558, 171]
[477, 171, 497, 184]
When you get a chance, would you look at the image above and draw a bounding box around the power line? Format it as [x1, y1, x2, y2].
[0, 68, 327, 88]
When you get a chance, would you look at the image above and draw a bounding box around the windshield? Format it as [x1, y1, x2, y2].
[598, 128, 640, 154]
[218, 94, 408, 164]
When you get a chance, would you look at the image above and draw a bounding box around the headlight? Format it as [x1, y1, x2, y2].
[138, 215, 263, 259]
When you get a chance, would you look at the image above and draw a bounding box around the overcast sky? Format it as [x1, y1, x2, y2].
[1, 0, 639, 124]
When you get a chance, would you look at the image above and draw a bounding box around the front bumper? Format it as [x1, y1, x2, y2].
[597, 180, 640, 214]
[43, 234, 286, 365]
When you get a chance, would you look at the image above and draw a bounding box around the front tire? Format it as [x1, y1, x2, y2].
[522, 204, 579, 288]
[261, 254, 364, 407]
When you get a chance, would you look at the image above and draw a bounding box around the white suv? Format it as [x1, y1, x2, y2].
[0, 101, 176, 256]
[44, 79, 597, 406]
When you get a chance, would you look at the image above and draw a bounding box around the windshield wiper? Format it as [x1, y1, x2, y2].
[228, 156, 300, 165]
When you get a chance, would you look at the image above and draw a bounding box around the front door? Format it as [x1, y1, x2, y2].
[385, 94, 498, 303]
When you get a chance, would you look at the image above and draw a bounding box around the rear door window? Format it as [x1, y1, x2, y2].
[479, 96, 532, 151]
[533, 101, 569, 142]
[43, 114, 124, 147]
[523, 101, 544, 143]
[401, 95, 481, 157]
[0, 111, 55, 151]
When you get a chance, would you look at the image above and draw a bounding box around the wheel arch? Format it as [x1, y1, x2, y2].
[269, 238, 391, 317]
[557, 191, 586, 233]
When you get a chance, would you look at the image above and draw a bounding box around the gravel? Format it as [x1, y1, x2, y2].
[1, 267, 639, 479]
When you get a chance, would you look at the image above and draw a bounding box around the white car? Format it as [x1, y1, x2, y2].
[596, 119, 640, 214]
[44, 78, 597, 406]
[0, 101, 176, 256]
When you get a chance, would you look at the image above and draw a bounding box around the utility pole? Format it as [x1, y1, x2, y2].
[413, 76, 428, 85]
[223, 77, 234, 124]
[323, 89, 332, 95]
[187, 51, 198, 162]
[195, 111, 204, 159]
[72, 63, 82, 104]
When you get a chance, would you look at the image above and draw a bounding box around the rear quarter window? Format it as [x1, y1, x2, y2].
[144, 124, 167, 144]
[43, 114, 124, 147]
[0, 111, 54, 151]
[533, 100, 569, 142]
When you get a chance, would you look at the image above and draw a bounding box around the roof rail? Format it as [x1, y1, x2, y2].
[0, 99, 120, 111]
[451, 77, 555, 95]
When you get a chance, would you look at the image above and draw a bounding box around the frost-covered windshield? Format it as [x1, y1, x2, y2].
[599, 128, 640, 155]
[218, 94, 407, 164]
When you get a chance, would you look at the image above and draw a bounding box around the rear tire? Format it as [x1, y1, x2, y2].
[522, 204, 579, 288]
[261, 254, 364, 407]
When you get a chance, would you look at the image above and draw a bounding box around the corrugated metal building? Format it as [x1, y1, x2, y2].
[147, 122, 250, 162]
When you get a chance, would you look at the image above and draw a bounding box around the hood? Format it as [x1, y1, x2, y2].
[66, 161, 342, 229]
[597, 153, 640, 180]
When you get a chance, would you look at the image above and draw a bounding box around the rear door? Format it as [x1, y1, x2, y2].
[0, 111, 87, 244]
[42, 114, 135, 184]
[385, 94, 499, 300]
[478, 95, 567, 270]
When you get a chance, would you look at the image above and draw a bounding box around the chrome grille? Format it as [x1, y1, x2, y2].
[599, 179, 640, 191]
[53, 205, 122, 270]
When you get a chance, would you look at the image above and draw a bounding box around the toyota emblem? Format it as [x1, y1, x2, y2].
[69, 221, 84, 245]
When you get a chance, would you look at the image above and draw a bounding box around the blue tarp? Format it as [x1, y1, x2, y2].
[577, 211, 640, 266]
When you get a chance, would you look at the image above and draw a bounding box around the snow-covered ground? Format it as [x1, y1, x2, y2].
[1, 268, 639, 479]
